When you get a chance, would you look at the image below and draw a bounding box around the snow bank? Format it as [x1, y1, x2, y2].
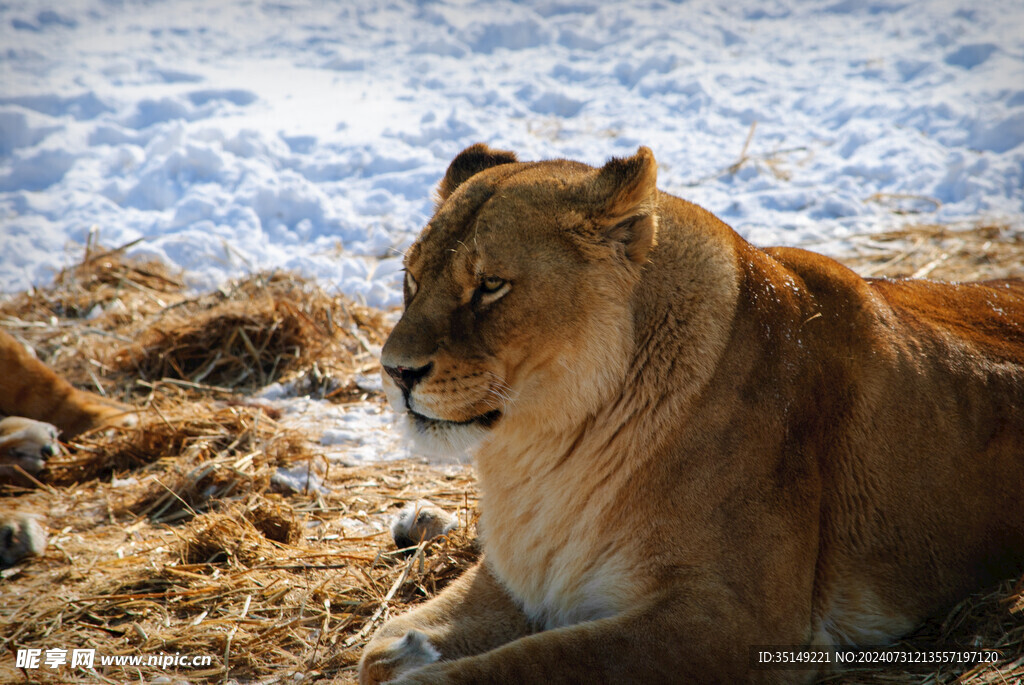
[2, 0, 1022, 307]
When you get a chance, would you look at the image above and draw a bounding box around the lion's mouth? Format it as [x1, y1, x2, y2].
[408, 408, 503, 430]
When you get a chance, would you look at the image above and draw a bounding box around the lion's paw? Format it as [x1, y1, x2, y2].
[0, 416, 60, 475]
[0, 514, 47, 568]
[391, 500, 458, 551]
[360, 629, 440, 685]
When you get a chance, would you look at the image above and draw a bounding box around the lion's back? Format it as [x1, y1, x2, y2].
[867, 277, 1024, 366]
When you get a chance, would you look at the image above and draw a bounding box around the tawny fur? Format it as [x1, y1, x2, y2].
[0, 330, 135, 441]
[360, 144, 1024, 684]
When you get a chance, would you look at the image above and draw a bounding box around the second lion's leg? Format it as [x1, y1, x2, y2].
[359, 560, 532, 685]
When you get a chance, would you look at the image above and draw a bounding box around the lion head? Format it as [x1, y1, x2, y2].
[381, 144, 660, 455]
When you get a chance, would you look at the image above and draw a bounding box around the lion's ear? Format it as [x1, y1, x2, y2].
[437, 143, 518, 203]
[584, 147, 659, 264]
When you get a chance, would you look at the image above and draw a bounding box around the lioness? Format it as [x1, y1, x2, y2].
[360, 144, 1024, 683]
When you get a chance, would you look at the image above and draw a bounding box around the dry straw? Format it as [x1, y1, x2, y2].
[1, 234, 1022, 683]
[831, 222, 1024, 282]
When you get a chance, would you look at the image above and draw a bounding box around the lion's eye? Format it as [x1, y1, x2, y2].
[474, 276, 511, 306]
[404, 271, 419, 300]
[479, 276, 506, 295]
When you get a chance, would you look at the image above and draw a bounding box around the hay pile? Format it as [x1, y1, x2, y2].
[1, 399, 480, 683]
[1, 245, 479, 683]
[112, 272, 385, 397]
[1, 232, 1023, 683]
[34, 238, 185, 321]
[0, 241, 387, 405]
[1, 441, 479, 683]
[836, 222, 1024, 282]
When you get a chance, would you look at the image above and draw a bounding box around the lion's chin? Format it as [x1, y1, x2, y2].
[410, 408, 502, 430]
[398, 409, 502, 459]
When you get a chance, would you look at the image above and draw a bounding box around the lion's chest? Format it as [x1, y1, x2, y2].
[479, 476, 638, 630]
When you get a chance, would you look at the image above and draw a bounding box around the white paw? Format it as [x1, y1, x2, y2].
[378, 629, 441, 684]
[361, 627, 442, 685]
[0, 416, 60, 475]
[393, 629, 440, 667]
[0, 514, 48, 568]
[391, 500, 459, 550]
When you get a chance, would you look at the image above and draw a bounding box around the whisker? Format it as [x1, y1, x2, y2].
[485, 372, 517, 407]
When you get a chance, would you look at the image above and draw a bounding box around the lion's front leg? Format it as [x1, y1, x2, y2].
[359, 560, 532, 685]
[382, 587, 816, 685]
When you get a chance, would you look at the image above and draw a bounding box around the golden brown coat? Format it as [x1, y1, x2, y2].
[360, 144, 1024, 684]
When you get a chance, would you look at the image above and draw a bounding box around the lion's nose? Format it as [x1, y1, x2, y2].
[40, 444, 57, 459]
[384, 362, 433, 394]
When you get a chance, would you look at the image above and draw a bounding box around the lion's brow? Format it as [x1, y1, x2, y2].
[431, 182, 495, 234]
[417, 213, 490, 274]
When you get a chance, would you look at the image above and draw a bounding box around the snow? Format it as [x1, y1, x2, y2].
[270, 463, 331, 496]
[2, 0, 1023, 461]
